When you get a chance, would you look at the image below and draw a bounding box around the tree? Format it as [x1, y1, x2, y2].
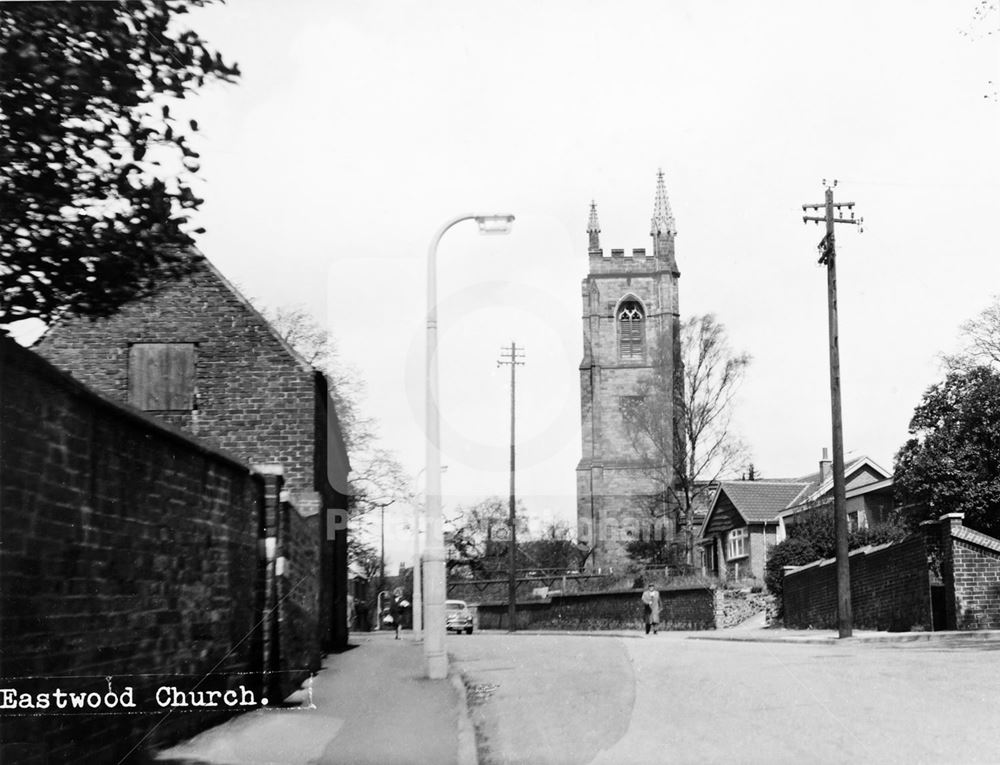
[0, 1, 239, 325]
[945, 295, 1000, 371]
[444, 497, 529, 577]
[258, 301, 412, 577]
[622, 313, 751, 563]
[348, 536, 381, 582]
[260, 304, 373, 453]
[894, 365, 1000, 536]
[519, 520, 582, 572]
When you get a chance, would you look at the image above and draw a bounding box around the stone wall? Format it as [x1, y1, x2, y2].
[473, 586, 721, 631]
[1, 338, 265, 762]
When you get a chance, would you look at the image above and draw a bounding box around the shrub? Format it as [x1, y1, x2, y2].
[849, 522, 908, 549]
[764, 538, 819, 600]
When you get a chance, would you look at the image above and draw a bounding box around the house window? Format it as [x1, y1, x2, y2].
[617, 301, 644, 359]
[128, 343, 195, 411]
[727, 527, 748, 559]
[848, 512, 859, 533]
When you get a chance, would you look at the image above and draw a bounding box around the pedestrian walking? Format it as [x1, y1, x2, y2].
[388, 587, 409, 640]
[641, 584, 661, 635]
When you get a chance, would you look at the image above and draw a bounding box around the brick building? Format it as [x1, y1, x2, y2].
[35, 252, 351, 662]
[577, 171, 684, 568]
[699, 453, 891, 581]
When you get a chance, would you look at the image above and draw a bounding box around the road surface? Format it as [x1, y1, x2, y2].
[448, 631, 1000, 764]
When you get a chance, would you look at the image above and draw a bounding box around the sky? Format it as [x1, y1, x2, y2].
[90, 1, 1000, 566]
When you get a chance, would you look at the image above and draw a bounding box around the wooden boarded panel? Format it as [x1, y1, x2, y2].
[129, 343, 194, 411]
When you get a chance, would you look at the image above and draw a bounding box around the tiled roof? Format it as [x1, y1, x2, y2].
[717, 481, 811, 523]
[701, 455, 892, 534]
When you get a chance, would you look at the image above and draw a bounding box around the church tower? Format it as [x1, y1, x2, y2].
[577, 171, 683, 569]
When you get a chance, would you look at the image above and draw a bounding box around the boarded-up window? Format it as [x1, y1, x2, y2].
[128, 343, 195, 411]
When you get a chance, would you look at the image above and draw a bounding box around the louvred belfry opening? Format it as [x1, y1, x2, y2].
[618, 301, 644, 359]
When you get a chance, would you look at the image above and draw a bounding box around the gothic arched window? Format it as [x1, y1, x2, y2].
[617, 301, 644, 359]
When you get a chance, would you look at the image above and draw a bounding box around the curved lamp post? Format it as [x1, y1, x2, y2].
[424, 213, 514, 679]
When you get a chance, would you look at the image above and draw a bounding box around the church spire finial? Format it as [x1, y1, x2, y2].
[587, 200, 601, 251]
[650, 169, 676, 238]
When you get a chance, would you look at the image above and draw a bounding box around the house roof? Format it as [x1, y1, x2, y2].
[791, 456, 891, 506]
[711, 481, 812, 525]
[700, 455, 891, 535]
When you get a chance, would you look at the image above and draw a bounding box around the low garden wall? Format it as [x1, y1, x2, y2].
[473, 586, 722, 631]
[783, 534, 933, 631]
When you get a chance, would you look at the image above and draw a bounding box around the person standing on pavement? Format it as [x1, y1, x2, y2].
[641, 584, 661, 635]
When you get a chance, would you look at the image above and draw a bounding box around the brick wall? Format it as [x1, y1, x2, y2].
[473, 586, 720, 631]
[275, 499, 321, 698]
[940, 515, 1000, 630]
[783, 515, 1000, 632]
[783, 535, 932, 631]
[34, 255, 351, 654]
[1, 338, 265, 762]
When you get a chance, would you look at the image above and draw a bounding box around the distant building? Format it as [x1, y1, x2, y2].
[35, 252, 351, 665]
[576, 172, 684, 568]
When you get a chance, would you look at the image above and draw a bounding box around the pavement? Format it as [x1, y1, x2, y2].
[153, 631, 475, 765]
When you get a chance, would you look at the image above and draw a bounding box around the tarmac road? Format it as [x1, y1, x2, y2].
[449, 631, 1000, 765]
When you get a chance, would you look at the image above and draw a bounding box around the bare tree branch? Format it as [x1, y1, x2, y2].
[622, 313, 751, 564]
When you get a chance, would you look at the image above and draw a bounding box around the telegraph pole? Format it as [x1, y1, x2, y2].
[497, 342, 525, 632]
[802, 180, 863, 639]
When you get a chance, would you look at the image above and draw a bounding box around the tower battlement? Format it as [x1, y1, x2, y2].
[586, 170, 678, 274]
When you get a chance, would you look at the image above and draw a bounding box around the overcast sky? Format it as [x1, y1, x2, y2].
[168, 0, 999, 566]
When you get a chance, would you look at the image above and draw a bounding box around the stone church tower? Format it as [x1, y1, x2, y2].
[577, 171, 683, 569]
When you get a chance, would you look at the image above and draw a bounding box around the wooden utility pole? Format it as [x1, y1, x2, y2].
[498, 342, 525, 632]
[802, 180, 863, 639]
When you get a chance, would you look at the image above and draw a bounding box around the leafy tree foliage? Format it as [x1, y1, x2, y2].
[0, 1, 239, 324]
[621, 313, 751, 562]
[894, 365, 1000, 536]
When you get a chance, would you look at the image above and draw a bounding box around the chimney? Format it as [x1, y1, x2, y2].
[819, 448, 832, 483]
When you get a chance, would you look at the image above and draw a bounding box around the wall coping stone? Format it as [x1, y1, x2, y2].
[952, 526, 1000, 554]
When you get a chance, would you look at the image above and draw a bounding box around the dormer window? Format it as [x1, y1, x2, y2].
[617, 301, 644, 359]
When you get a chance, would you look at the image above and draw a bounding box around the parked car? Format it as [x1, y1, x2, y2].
[446, 599, 474, 634]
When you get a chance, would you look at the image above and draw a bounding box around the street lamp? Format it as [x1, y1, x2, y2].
[411, 464, 446, 641]
[425, 213, 515, 679]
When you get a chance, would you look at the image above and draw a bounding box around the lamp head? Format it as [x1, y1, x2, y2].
[475, 214, 515, 235]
